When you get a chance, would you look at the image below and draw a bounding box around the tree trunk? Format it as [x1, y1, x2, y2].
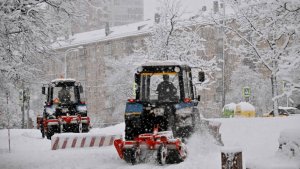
[271, 74, 279, 116]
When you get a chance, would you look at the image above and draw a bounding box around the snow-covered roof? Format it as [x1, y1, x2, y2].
[52, 19, 154, 49]
[278, 106, 298, 110]
[141, 60, 187, 67]
[51, 78, 76, 83]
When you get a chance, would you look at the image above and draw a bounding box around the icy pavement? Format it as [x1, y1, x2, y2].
[0, 116, 300, 169]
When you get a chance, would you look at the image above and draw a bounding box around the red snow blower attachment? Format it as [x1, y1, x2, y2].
[114, 127, 187, 165]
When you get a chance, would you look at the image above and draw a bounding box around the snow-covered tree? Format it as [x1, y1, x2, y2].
[136, 0, 219, 86]
[210, 0, 300, 116]
[0, 0, 79, 128]
[102, 53, 148, 123]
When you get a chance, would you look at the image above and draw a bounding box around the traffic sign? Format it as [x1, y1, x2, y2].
[242, 87, 251, 98]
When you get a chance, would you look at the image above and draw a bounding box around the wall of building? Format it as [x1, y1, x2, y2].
[49, 34, 147, 126]
[71, 0, 144, 34]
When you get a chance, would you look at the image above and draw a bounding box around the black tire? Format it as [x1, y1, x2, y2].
[82, 124, 89, 133]
[123, 147, 139, 165]
[46, 130, 54, 140]
[166, 149, 184, 164]
[41, 129, 45, 138]
[157, 144, 168, 165]
[46, 126, 56, 140]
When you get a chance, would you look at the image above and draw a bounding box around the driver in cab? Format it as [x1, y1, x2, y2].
[156, 74, 177, 101]
[58, 86, 71, 103]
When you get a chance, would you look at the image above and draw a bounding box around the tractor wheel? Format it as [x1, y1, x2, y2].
[41, 129, 45, 138]
[46, 129, 54, 140]
[82, 124, 89, 133]
[157, 144, 168, 165]
[123, 147, 140, 165]
[41, 126, 45, 138]
[166, 149, 184, 164]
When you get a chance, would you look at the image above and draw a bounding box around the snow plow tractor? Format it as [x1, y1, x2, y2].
[37, 78, 90, 139]
[114, 61, 206, 164]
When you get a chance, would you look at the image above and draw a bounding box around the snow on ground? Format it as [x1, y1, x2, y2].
[0, 116, 300, 169]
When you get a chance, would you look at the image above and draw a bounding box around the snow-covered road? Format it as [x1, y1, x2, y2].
[0, 116, 300, 169]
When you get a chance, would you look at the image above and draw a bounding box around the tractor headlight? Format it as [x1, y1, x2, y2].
[77, 105, 87, 113]
[46, 106, 56, 115]
[137, 66, 143, 73]
[175, 108, 193, 118]
[174, 67, 181, 72]
[61, 107, 69, 113]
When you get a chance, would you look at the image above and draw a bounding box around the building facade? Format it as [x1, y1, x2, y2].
[71, 0, 144, 34]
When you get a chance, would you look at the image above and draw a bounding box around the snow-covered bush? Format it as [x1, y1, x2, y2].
[222, 103, 236, 118]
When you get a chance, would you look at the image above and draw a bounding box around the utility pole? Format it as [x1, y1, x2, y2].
[6, 92, 11, 153]
[25, 88, 30, 129]
[221, 0, 226, 108]
[20, 88, 25, 129]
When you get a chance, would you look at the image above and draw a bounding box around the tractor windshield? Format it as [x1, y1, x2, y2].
[53, 86, 76, 104]
[139, 72, 180, 102]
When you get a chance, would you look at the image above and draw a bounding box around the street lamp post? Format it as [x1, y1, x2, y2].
[221, 0, 226, 108]
[64, 47, 83, 78]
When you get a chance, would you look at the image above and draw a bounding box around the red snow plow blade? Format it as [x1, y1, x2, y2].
[114, 128, 187, 165]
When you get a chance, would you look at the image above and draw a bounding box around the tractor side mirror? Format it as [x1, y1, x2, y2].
[197, 95, 201, 101]
[79, 86, 83, 93]
[199, 71, 205, 82]
[42, 87, 46, 95]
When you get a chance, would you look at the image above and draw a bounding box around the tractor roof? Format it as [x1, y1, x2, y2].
[141, 60, 187, 67]
[51, 78, 76, 84]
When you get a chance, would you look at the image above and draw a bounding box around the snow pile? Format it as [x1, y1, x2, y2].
[278, 106, 298, 110]
[278, 129, 300, 158]
[89, 123, 125, 138]
[237, 102, 255, 111]
[219, 116, 300, 169]
[171, 130, 221, 169]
